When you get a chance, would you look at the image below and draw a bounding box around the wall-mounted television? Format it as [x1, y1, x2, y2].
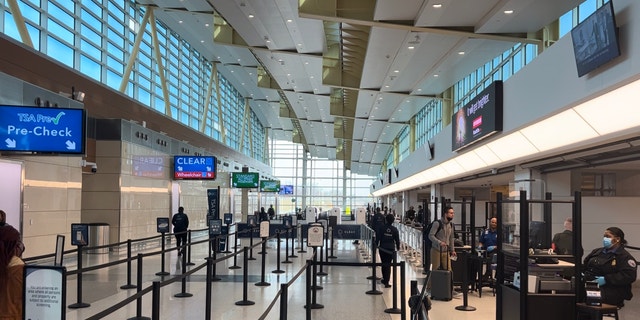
[279, 185, 294, 195]
[173, 155, 216, 179]
[0, 105, 86, 154]
[451, 80, 503, 151]
[232, 172, 259, 188]
[571, 1, 621, 77]
[259, 180, 280, 192]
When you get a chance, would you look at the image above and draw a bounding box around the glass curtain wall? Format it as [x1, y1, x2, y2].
[0, 0, 266, 163]
[270, 140, 374, 219]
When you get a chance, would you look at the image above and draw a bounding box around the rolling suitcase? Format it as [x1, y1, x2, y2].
[430, 248, 452, 301]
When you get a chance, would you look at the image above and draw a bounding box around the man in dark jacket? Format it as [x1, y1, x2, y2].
[172, 207, 189, 255]
[377, 214, 400, 288]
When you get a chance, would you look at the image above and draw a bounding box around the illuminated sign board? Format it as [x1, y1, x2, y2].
[259, 180, 280, 192]
[0, 105, 85, 154]
[173, 155, 216, 179]
[451, 81, 503, 151]
[232, 172, 259, 188]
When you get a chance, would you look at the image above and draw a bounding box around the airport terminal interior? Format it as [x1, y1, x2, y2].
[1, 0, 640, 319]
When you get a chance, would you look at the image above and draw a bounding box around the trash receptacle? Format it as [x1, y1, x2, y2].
[87, 223, 109, 254]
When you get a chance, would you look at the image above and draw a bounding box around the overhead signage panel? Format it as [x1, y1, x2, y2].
[174, 155, 216, 179]
[0, 105, 85, 154]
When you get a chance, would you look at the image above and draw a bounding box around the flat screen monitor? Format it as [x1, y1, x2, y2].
[279, 185, 294, 195]
[232, 172, 259, 188]
[259, 180, 280, 192]
[571, 1, 621, 77]
[451, 81, 503, 151]
[0, 105, 86, 154]
[173, 155, 216, 179]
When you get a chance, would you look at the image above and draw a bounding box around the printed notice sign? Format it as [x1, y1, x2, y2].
[307, 224, 324, 247]
[24, 265, 66, 320]
[259, 221, 270, 238]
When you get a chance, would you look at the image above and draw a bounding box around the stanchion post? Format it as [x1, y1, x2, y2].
[174, 251, 193, 298]
[288, 226, 297, 258]
[120, 239, 136, 289]
[305, 261, 312, 317]
[308, 255, 324, 309]
[126, 254, 150, 320]
[186, 230, 195, 266]
[249, 227, 256, 260]
[366, 235, 382, 295]
[255, 239, 270, 286]
[455, 251, 476, 311]
[367, 234, 380, 280]
[68, 245, 90, 308]
[235, 247, 256, 305]
[155, 232, 169, 276]
[273, 232, 285, 273]
[401, 261, 407, 320]
[229, 231, 241, 269]
[279, 283, 288, 320]
[205, 257, 213, 320]
[328, 226, 337, 258]
[317, 240, 327, 276]
[151, 281, 160, 320]
[283, 228, 292, 263]
[384, 255, 401, 314]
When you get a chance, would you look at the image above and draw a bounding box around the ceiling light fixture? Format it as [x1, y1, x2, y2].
[458, 51, 465, 55]
[408, 46, 415, 50]
[504, 10, 514, 14]
[248, 14, 254, 18]
[433, 4, 442, 8]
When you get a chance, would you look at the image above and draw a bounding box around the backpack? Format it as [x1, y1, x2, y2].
[423, 220, 443, 249]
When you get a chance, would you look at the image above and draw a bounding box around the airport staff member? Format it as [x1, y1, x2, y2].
[552, 217, 573, 254]
[172, 207, 189, 256]
[583, 227, 637, 308]
[478, 217, 498, 280]
[377, 214, 400, 288]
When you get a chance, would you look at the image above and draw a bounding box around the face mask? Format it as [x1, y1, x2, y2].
[446, 217, 453, 222]
[603, 237, 612, 248]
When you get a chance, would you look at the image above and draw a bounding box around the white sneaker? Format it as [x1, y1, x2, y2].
[452, 291, 463, 299]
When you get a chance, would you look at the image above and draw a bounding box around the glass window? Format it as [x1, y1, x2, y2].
[46, 35, 74, 67]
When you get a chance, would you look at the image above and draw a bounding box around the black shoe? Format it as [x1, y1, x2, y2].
[385, 284, 392, 288]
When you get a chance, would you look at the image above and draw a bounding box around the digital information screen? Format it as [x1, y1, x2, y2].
[174, 156, 216, 179]
[451, 81, 503, 151]
[0, 105, 85, 154]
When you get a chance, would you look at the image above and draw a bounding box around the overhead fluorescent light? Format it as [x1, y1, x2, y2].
[519, 109, 598, 152]
[574, 78, 640, 135]
[473, 145, 501, 167]
[486, 131, 538, 162]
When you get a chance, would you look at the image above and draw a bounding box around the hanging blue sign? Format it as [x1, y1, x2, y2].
[0, 105, 85, 154]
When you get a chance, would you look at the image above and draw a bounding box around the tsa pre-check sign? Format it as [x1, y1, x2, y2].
[0, 105, 85, 154]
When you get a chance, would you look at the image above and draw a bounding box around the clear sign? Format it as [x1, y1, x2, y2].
[23, 265, 66, 320]
[173, 156, 216, 179]
[0, 105, 85, 154]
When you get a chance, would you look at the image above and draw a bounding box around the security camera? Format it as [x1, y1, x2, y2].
[81, 160, 98, 173]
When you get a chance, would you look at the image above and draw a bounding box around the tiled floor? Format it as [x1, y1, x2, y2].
[49, 232, 639, 319]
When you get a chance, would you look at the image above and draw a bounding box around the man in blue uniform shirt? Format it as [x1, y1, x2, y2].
[478, 217, 498, 280]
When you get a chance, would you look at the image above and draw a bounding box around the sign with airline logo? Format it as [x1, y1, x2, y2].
[0, 105, 85, 154]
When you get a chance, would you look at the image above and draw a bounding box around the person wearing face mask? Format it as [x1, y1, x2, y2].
[583, 227, 637, 308]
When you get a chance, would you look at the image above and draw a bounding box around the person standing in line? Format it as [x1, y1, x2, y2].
[369, 207, 386, 235]
[552, 216, 573, 255]
[377, 214, 400, 288]
[267, 204, 276, 220]
[172, 207, 189, 256]
[428, 206, 461, 298]
[259, 207, 269, 222]
[0, 225, 25, 320]
[405, 206, 416, 223]
[583, 227, 637, 308]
